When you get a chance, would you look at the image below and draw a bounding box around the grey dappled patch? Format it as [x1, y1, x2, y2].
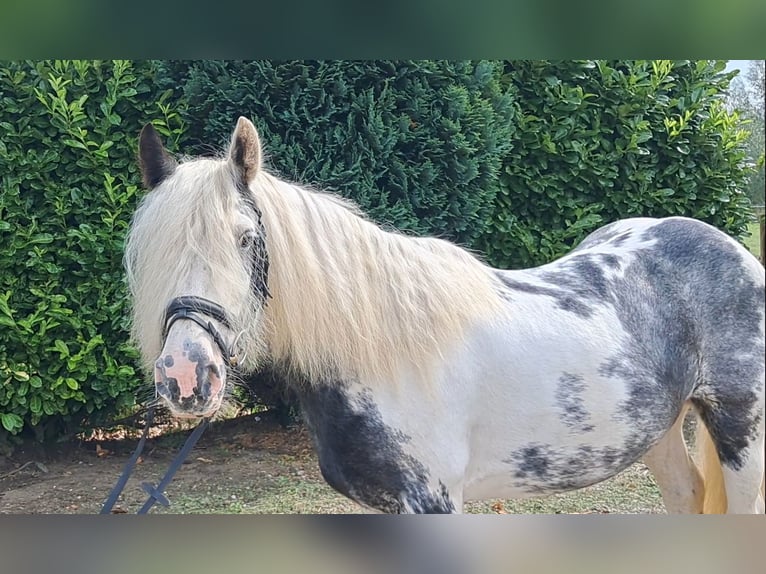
[496, 241, 621, 317]
[494, 274, 595, 317]
[506, 443, 627, 494]
[555, 373, 594, 432]
[573, 222, 633, 252]
[600, 253, 621, 269]
[537, 253, 612, 304]
[639, 219, 764, 469]
[601, 218, 764, 469]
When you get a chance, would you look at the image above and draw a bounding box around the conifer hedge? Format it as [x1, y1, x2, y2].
[156, 60, 516, 249]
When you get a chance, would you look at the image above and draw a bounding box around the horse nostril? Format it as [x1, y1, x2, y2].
[194, 363, 220, 401]
[158, 378, 180, 401]
[196, 377, 212, 401]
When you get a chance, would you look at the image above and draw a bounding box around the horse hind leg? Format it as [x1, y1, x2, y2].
[642, 402, 705, 513]
[693, 385, 765, 514]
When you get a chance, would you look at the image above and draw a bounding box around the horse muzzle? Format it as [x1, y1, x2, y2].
[154, 296, 237, 418]
[154, 348, 226, 418]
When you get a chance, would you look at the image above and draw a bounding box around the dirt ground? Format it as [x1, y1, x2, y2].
[0, 411, 665, 514]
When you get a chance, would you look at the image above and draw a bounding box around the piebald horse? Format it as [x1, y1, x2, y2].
[124, 117, 765, 513]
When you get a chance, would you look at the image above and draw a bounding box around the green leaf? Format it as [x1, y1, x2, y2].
[53, 339, 69, 357]
[27, 233, 54, 245]
[1, 412, 23, 432]
[62, 138, 88, 151]
[29, 395, 42, 414]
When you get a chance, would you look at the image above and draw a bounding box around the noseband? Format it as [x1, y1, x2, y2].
[162, 296, 241, 367]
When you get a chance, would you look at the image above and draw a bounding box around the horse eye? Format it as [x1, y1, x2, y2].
[239, 232, 256, 249]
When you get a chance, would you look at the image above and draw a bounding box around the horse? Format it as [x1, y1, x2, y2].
[124, 116, 765, 514]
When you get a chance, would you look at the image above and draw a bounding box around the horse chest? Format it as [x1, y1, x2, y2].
[296, 383, 457, 513]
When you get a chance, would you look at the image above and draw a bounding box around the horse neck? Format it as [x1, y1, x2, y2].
[254, 174, 504, 385]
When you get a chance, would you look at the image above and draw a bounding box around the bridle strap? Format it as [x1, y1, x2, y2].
[164, 296, 232, 330]
[162, 296, 240, 367]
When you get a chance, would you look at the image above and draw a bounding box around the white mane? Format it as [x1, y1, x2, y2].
[125, 158, 505, 385]
[253, 171, 504, 383]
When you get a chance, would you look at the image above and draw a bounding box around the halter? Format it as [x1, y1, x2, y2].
[162, 296, 241, 367]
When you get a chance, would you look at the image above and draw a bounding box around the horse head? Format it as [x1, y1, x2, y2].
[125, 117, 269, 418]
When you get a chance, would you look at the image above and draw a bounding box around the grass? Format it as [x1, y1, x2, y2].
[156, 469, 365, 514]
[743, 221, 762, 259]
[157, 460, 665, 514]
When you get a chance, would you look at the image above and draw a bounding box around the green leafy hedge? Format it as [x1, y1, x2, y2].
[482, 60, 753, 268]
[0, 60, 185, 442]
[158, 60, 752, 270]
[0, 59, 755, 443]
[156, 60, 516, 249]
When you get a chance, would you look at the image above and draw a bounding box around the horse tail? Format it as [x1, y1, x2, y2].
[696, 420, 727, 513]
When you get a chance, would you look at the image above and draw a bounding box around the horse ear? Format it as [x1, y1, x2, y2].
[228, 116, 262, 187]
[138, 123, 177, 189]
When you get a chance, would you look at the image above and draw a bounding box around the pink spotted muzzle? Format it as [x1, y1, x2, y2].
[153, 297, 239, 418]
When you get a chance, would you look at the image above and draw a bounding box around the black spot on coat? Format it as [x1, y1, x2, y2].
[296, 383, 456, 513]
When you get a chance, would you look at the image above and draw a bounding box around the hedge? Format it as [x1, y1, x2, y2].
[0, 60, 185, 443]
[0, 59, 755, 443]
[482, 60, 753, 268]
[156, 60, 516, 249]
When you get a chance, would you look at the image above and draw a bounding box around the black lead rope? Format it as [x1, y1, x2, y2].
[99, 407, 210, 514]
[100, 406, 155, 514]
[136, 416, 210, 514]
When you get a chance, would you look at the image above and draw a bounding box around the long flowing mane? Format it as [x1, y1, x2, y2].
[126, 156, 506, 384]
[253, 172, 505, 383]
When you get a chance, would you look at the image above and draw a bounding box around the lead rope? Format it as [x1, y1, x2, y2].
[100, 295, 232, 514]
[100, 406, 155, 514]
[136, 417, 209, 514]
[99, 407, 210, 514]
